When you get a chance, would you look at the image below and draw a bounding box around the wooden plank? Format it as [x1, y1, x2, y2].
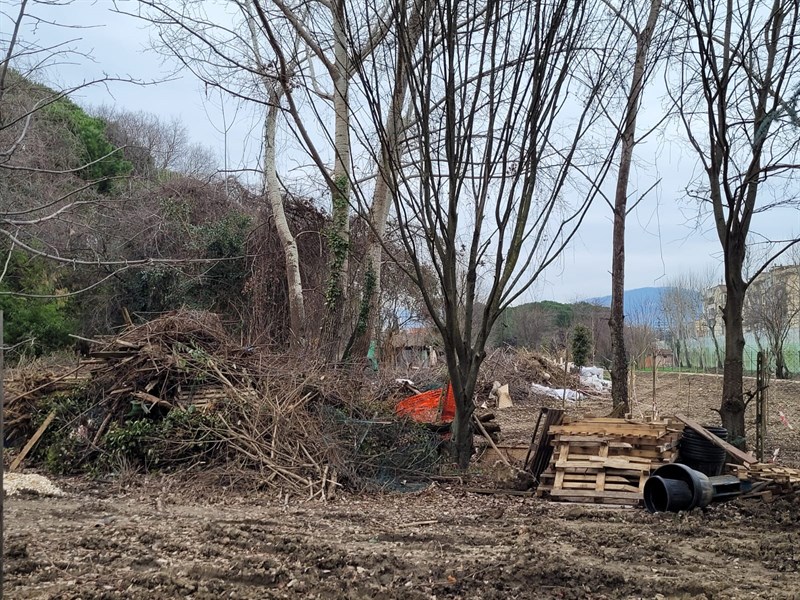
[9, 410, 56, 471]
[595, 443, 609, 491]
[555, 465, 648, 477]
[674, 413, 757, 465]
[561, 482, 642, 493]
[548, 495, 641, 506]
[555, 459, 652, 471]
[549, 425, 665, 437]
[549, 489, 643, 500]
[562, 473, 636, 484]
[637, 469, 649, 492]
[553, 438, 635, 450]
[553, 442, 569, 490]
[563, 417, 670, 427]
[553, 435, 612, 443]
[609, 449, 666, 459]
[559, 452, 652, 465]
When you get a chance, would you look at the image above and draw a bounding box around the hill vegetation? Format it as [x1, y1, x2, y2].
[491, 300, 611, 363]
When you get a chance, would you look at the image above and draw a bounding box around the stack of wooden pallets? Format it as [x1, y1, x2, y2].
[730, 463, 800, 500]
[536, 417, 681, 505]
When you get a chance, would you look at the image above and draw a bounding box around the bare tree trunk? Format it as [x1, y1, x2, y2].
[444, 346, 480, 469]
[343, 19, 421, 362]
[710, 325, 723, 369]
[321, 0, 352, 361]
[264, 94, 305, 348]
[609, 232, 629, 409]
[721, 274, 747, 447]
[776, 347, 787, 379]
[608, 0, 663, 412]
[341, 185, 387, 362]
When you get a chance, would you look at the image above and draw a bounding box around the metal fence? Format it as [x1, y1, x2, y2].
[673, 341, 800, 379]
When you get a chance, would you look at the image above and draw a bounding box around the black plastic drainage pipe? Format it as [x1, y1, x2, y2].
[643, 463, 752, 513]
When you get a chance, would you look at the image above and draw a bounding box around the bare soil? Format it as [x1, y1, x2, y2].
[4, 372, 800, 599]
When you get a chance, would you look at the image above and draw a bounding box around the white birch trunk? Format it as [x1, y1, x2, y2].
[265, 91, 306, 346]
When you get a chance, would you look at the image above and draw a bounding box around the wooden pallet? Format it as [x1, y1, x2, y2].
[537, 418, 679, 505]
[729, 463, 800, 483]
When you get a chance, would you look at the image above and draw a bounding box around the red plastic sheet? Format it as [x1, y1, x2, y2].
[395, 385, 455, 424]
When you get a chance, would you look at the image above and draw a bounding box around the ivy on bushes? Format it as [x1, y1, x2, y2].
[0, 249, 75, 356]
[44, 98, 131, 192]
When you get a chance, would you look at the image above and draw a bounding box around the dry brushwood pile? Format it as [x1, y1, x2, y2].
[3, 310, 442, 496]
[478, 347, 579, 399]
[3, 363, 92, 447]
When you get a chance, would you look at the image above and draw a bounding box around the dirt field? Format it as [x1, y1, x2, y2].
[4, 372, 800, 599]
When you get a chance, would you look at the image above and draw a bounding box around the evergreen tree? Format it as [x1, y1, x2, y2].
[572, 325, 592, 368]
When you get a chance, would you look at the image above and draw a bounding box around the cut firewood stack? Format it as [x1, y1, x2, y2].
[536, 417, 681, 506]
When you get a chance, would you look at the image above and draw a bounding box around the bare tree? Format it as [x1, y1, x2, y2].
[696, 266, 725, 369]
[625, 298, 660, 370]
[745, 265, 800, 378]
[671, 0, 800, 445]
[137, 0, 399, 355]
[660, 274, 702, 368]
[96, 106, 218, 179]
[604, 0, 671, 413]
[349, 0, 620, 466]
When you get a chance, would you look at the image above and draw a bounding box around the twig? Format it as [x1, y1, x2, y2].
[398, 519, 439, 528]
[472, 414, 514, 470]
[5, 364, 83, 404]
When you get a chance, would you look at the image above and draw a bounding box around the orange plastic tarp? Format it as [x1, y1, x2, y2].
[395, 385, 455, 424]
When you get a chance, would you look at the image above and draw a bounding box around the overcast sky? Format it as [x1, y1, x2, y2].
[13, 0, 799, 303]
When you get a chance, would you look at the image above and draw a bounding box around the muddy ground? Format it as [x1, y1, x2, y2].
[4, 372, 800, 599]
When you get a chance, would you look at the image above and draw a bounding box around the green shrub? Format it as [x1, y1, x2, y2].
[0, 249, 75, 356]
[44, 98, 131, 191]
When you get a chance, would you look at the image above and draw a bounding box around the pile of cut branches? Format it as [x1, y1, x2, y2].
[478, 347, 580, 402]
[3, 362, 91, 447]
[4, 310, 442, 496]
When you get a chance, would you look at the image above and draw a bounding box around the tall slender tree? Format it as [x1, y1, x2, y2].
[604, 0, 670, 412]
[672, 0, 800, 445]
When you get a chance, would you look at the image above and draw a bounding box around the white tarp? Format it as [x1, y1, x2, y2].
[580, 366, 604, 378]
[530, 382, 583, 402]
[579, 366, 611, 392]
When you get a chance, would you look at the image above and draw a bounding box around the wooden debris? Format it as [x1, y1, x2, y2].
[10, 410, 57, 472]
[674, 413, 757, 465]
[474, 415, 513, 469]
[732, 463, 800, 499]
[536, 417, 680, 506]
[464, 488, 536, 497]
[1, 310, 381, 498]
[496, 384, 513, 408]
[524, 407, 565, 481]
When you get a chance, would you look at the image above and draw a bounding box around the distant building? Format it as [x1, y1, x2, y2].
[386, 327, 442, 369]
[644, 345, 674, 368]
[700, 283, 727, 336]
[699, 264, 800, 335]
[746, 264, 800, 330]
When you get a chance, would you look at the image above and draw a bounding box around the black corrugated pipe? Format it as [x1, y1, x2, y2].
[643, 463, 753, 513]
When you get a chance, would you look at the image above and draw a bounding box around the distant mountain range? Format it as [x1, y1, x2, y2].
[585, 287, 670, 325]
[585, 287, 702, 326]
[585, 286, 666, 308]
